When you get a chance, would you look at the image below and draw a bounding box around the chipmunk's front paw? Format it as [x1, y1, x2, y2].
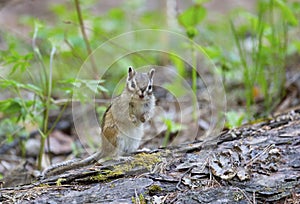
[140, 112, 150, 123]
[130, 114, 138, 124]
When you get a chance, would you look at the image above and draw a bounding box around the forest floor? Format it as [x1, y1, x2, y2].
[0, 107, 299, 203]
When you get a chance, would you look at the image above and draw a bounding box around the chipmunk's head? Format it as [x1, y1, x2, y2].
[126, 66, 155, 100]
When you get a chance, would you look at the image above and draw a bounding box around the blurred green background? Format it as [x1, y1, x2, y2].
[0, 0, 299, 171]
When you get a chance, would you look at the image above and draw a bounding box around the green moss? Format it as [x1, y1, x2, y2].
[148, 184, 162, 195]
[90, 174, 107, 181]
[132, 152, 161, 170]
[38, 183, 50, 187]
[56, 178, 66, 186]
[139, 194, 146, 204]
[90, 169, 124, 181]
[114, 162, 132, 173]
[90, 152, 161, 182]
[113, 152, 161, 174]
[132, 193, 146, 204]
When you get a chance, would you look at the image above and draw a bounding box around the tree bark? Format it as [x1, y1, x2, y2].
[0, 108, 299, 203]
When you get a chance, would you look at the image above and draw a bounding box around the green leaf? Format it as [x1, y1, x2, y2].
[274, 0, 298, 26]
[0, 118, 22, 141]
[225, 111, 245, 128]
[82, 80, 99, 93]
[3, 52, 33, 75]
[97, 85, 109, 93]
[164, 118, 183, 133]
[170, 54, 186, 77]
[193, 0, 210, 4]
[186, 27, 198, 39]
[21, 84, 43, 95]
[108, 8, 125, 20]
[0, 79, 17, 89]
[0, 98, 23, 114]
[59, 78, 108, 100]
[203, 46, 222, 59]
[0, 98, 37, 121]
[34, 19, 44, 30]
[178, 5, 206, 29]
[0, 80, 42, 96]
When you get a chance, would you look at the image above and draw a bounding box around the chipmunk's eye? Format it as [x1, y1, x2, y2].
[148, 85, 152, 90]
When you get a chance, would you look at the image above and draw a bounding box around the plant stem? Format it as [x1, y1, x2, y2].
[74, 0, 98, 78]
[162, 129, 170, 148]
[46, 46, 56, 165]
[191, 43, 198, 121]
[32, 24, 48, 170]
[230, 19, 252, 117]
[46, 99, 69, 136]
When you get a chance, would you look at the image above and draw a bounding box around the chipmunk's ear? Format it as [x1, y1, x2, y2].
[128, 66, 136, 80]
[148, 69, 155, 81]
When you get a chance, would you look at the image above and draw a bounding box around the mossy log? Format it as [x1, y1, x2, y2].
[0, 108, 299, 203]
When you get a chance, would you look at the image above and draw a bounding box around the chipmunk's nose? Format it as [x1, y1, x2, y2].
[138, 89, 145, 99]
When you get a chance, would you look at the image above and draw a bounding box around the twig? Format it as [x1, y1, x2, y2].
[246, 144, 274, 167]
[63, 34, 84, 63]
[32, 23, 48, 170]
[62, 20, 151, 64]
[134, 189, 139, 204]
[53, 98, 111, 105]
[46, 45, 56, 164]
[234, 187, 254, 204]
[169, 193, 179, 203]
[176, 165, 194, 191]
[74, 0, 98, 78]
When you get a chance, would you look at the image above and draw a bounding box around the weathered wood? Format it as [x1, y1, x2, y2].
[0, 108, 299, 203]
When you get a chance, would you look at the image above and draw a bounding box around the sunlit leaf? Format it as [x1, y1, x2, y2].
[21, 84, 43, 95]
[3, 52, 33, 75]
[193, 0, 210, 4]
[0, 98, 26, 115]
[274, 0, 298, 26]
[225, 111, 245, 128]
[170, 54, 186, 77]
[165, 119, 182, 133]
[178, 5, 206, 29]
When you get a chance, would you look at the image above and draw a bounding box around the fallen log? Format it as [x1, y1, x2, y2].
[0, 108, 299, 203]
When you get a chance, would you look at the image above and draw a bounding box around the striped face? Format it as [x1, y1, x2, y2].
[127, 66, 155, 100]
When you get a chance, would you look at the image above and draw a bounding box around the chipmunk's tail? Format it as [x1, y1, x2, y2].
[41, 151, 103, 179]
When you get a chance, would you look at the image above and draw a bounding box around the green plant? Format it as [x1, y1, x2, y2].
[1, 0, 170, 167]
[0, 22, 64, 169]
[230, 0, 298, 117]
[0, 14, 107, 170]
[162, 118, 183, 147]
[225, 111, 245, 129]
[0, 76, 45, 158]
[131, 193, 146, 204]
[177, 1, 207, 120]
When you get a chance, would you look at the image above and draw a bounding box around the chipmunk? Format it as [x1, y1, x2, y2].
[41, 66, 155, 177]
